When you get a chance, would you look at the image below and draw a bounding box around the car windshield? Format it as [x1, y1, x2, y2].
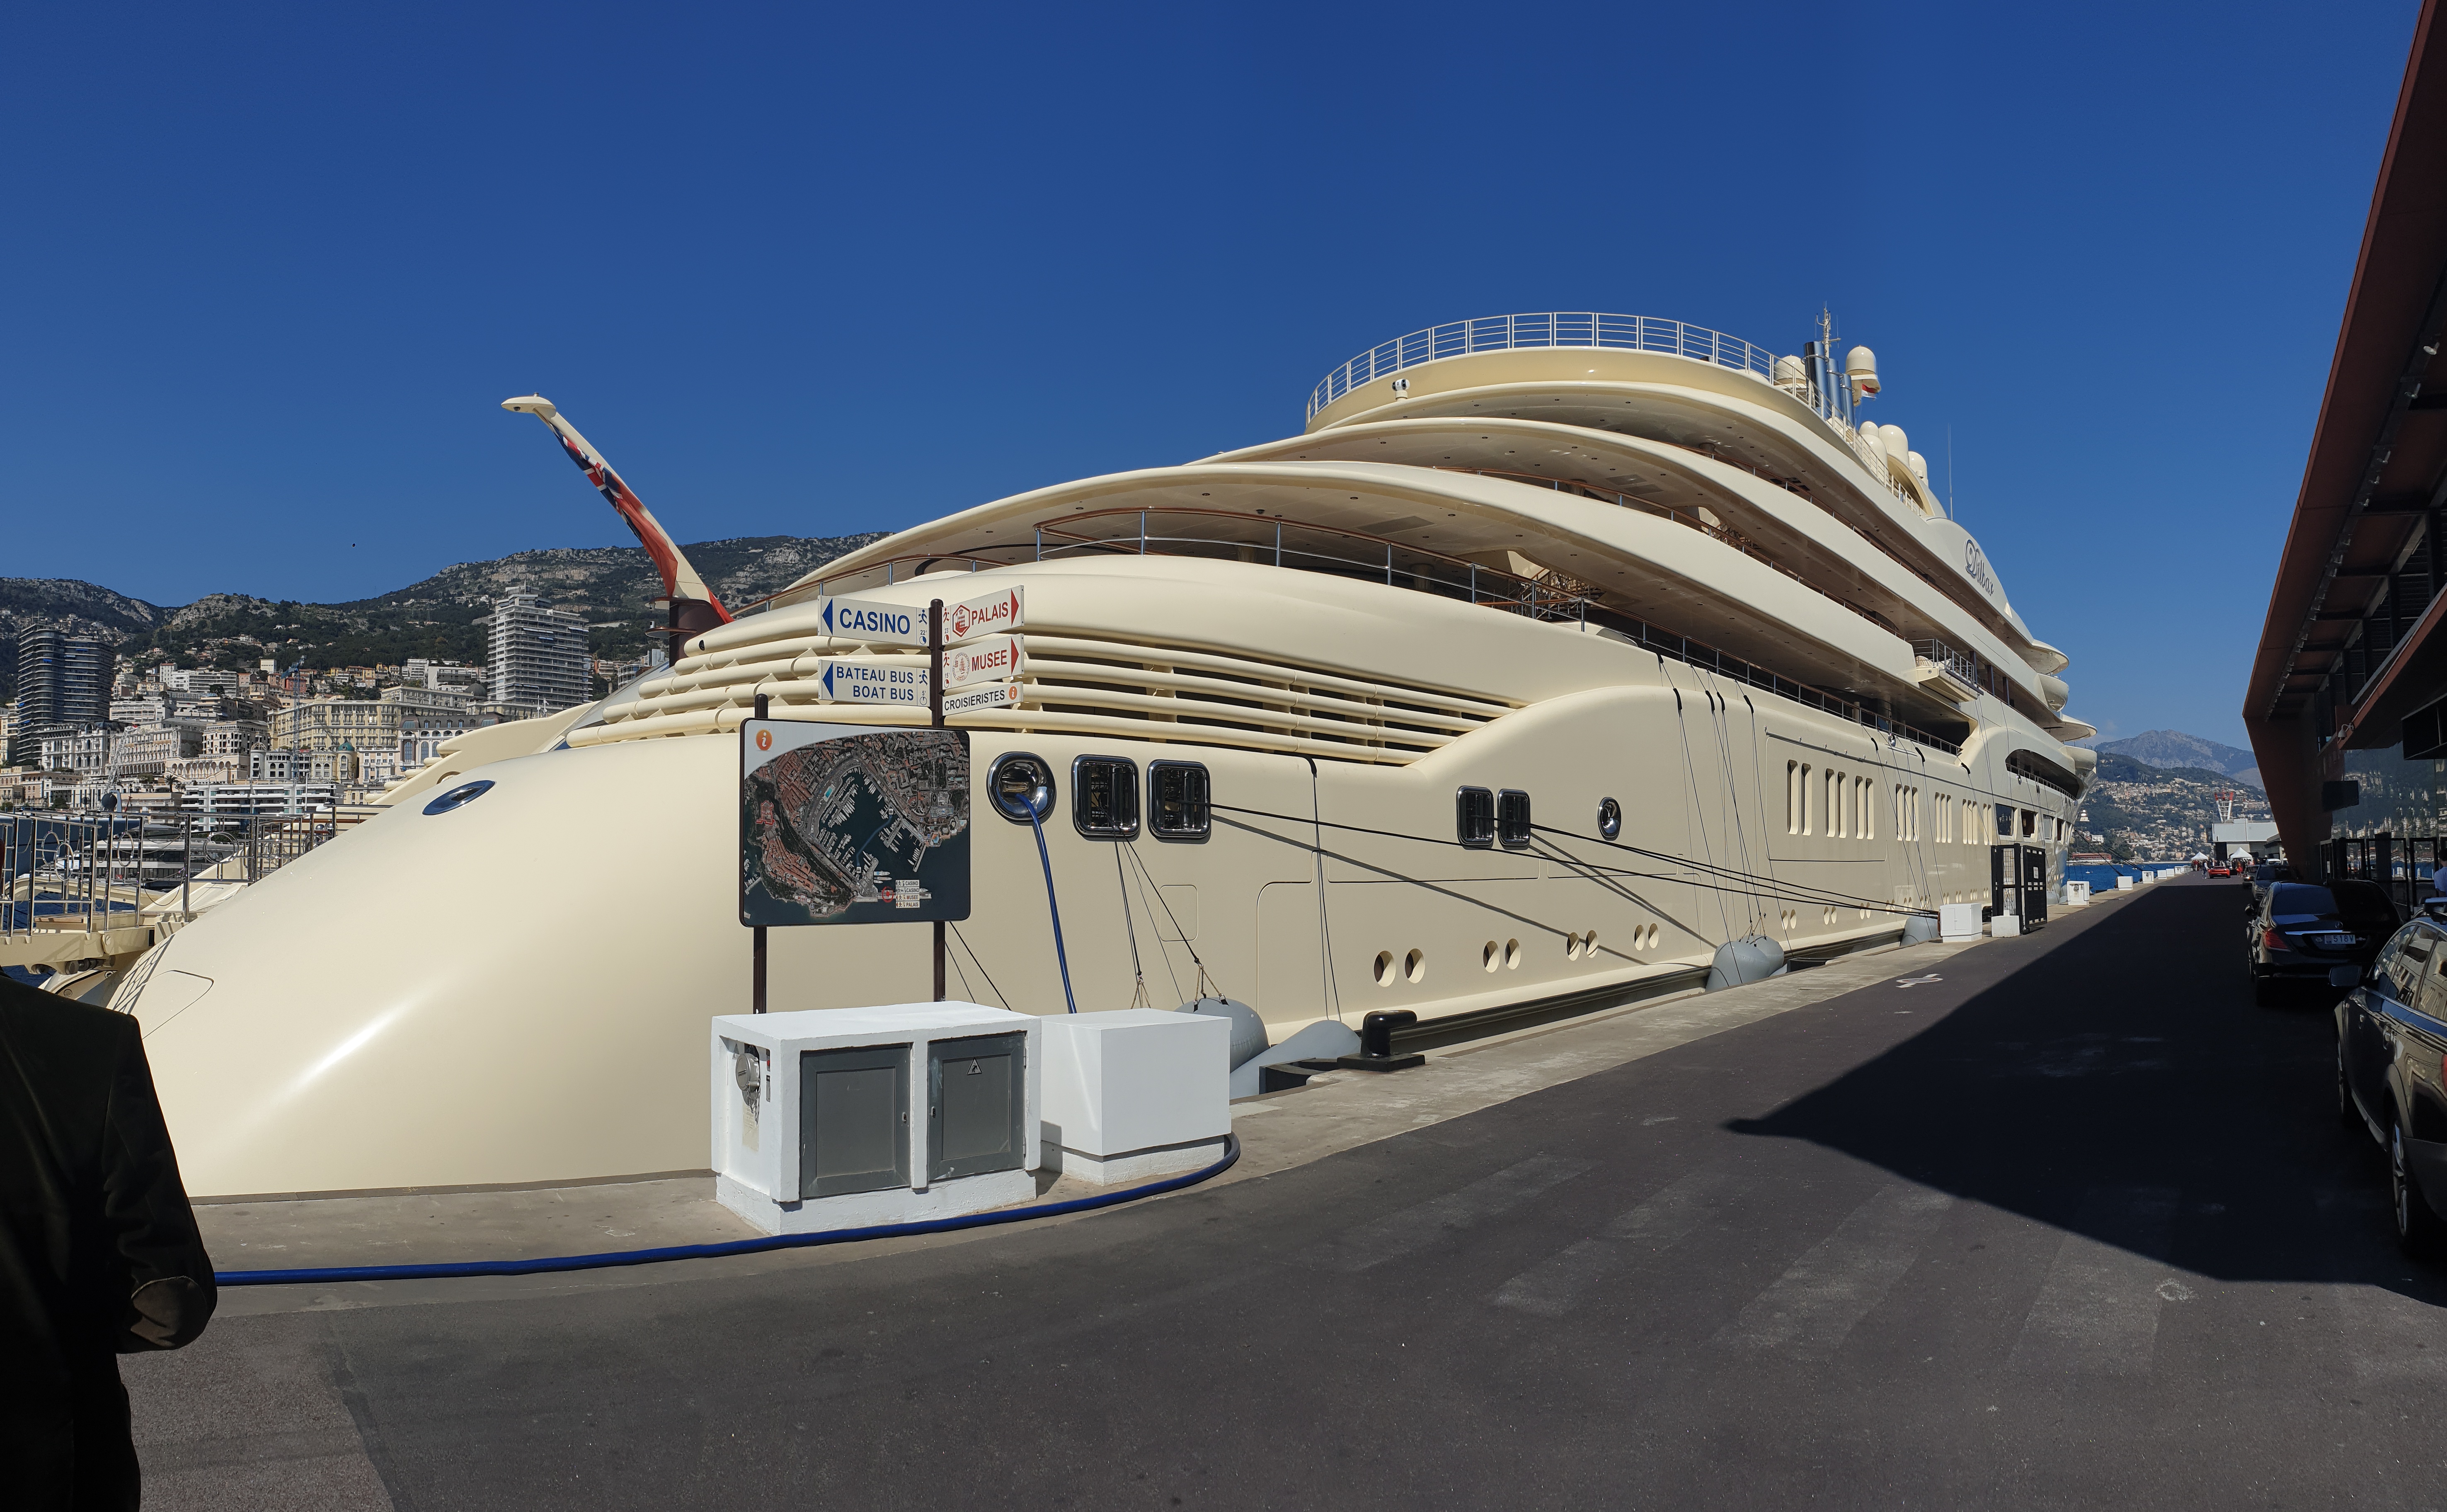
[2270, 884, 2340, 920]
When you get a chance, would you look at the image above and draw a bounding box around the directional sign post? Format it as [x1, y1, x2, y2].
[929, 599, 945, 1000]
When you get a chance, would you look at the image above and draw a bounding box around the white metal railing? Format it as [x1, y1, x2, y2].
[1307, 313, 1778, 419]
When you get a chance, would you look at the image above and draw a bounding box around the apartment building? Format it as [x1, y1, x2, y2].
[488, 591, 591, 716]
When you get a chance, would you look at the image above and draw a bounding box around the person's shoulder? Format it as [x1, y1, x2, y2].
[0, 974, 134, 1054]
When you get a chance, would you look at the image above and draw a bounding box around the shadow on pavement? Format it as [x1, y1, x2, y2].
[1731, 880, 2447, 1303]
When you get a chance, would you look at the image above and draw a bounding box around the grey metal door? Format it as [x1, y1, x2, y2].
[800, 1044, 910, 1199]
[928, 1032, 1025, 1184]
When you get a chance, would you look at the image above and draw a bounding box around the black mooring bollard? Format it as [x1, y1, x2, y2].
[1339, 1009, 1425, 1073]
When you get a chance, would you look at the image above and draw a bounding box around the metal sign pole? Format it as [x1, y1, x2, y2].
[752, 691, 769, 1014]
[930, 598, 946, 1002]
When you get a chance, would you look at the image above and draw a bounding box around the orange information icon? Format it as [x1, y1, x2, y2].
[755, 729, 773, 752]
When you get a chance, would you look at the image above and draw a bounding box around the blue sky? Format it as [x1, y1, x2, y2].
[0, 2, 2420, 746]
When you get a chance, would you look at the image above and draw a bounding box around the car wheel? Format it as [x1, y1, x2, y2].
[2392, 1119, 2447, 1259]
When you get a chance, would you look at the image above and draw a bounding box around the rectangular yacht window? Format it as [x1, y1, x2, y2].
[2020, 809, 2036, 839]
[1996, 803, 2014, 839]
[1148, 761, 1210, 843]
[1828, 771, 1844, 838]
[1497, 789, 1533, 849]
[1860, 778, 1875, 841]
[1456, 786, 1495, 848]
[1073, 756, 1140, 839]
[1787, 761, 1800, 835]
[1801, 765, 1814, 835]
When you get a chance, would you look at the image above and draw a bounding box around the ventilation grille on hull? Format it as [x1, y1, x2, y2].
[567, 628, 1518, 765]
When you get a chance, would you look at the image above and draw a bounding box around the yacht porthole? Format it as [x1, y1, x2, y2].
[1482, 942, 1500, 972]
[422, 779, 494, 816]
[1404, 949, 1425, 984]
[1374, 951, 1395, 986]
[1565, 933, 1582, 959]
[1505, 939, 1522, 969]
[1597, 797, 1622, 841]
[1584, 928, 1599, 955]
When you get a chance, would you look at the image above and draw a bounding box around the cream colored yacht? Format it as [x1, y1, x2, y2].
[116, 311, 2094, 1197]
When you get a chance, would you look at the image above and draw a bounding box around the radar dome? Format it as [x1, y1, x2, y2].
[1845, 345, 1880, 399]
[1879, 424, 1909, 462]
[1773, 354, 1807, 386]
[1906, 449, 1930, 485]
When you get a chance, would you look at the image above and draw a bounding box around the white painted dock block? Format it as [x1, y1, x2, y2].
[712, 1003, 1041, 1236]
[1938, 903, 1984, 943]
[2066, 881, 2091, 906]
[1039, 1010, 1230, 1186]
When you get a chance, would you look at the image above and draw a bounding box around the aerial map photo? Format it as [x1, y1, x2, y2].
[739, 724, 970, 926]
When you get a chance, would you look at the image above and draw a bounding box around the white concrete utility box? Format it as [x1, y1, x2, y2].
[712, 1003, 1041, 1236]
[1039, 1010, 1230, 1185]
[1938, 903, 1984, 943]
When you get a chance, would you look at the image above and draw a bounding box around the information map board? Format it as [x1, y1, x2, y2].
[739, 720, 971, 928]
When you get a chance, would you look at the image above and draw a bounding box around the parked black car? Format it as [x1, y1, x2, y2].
[2245, 880, 2401, 1004]
[2338, 917, 2447, 1255]
[2246, 861, 2298, 909]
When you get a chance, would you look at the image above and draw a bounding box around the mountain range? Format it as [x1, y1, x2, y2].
[0, 532, 888, 675]
[2088, 729, 2262, 791]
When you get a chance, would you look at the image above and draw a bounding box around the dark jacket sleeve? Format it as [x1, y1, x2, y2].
[98, 1018, 214, 1351]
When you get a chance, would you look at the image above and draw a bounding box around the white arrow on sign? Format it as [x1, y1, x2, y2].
[940, 681, 1022, 717]
[942, 635, 1023, 690]
[813, 659, 930, 705]
[945, 586, 1024, 644]
[816, 595, 928, 647]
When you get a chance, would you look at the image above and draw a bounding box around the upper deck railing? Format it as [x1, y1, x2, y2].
[1307, 313, 1779, 420]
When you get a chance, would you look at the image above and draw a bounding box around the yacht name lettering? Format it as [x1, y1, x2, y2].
[1963, 539, 1997, 596]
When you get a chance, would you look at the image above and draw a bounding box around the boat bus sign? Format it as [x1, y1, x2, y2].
[814, 659, 929, 705]
[739, 720, 971, 927]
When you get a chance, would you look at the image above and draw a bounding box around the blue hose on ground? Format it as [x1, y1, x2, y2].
[1027, 808, 1079, 1014]
[215, 1133, 1238, 1287]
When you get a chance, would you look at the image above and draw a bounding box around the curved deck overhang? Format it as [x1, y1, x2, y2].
[1291, 345, 2040, 656]
[1207, 418, 2072, 723]
[755, 460, 2033, 745]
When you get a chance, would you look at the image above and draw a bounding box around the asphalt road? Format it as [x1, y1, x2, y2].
[127, 879, 2447, 1510]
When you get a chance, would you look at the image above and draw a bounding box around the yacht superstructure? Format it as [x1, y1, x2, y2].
[115, 311, 2093, 1197]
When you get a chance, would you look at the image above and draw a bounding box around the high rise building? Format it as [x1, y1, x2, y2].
[487, 591, 592, 717]
[10, 624, 114, 765]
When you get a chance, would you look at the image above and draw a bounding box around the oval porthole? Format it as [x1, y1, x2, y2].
[423, 779, 494, 816]
[987, 753, 1057, 825]
[1404, 948, 1425, 984]
[1597, 797, 1623, 841]
[1374, 950, 1396, 987]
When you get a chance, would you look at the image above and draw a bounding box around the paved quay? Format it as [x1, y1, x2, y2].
[133, 875, 2447, 1511]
